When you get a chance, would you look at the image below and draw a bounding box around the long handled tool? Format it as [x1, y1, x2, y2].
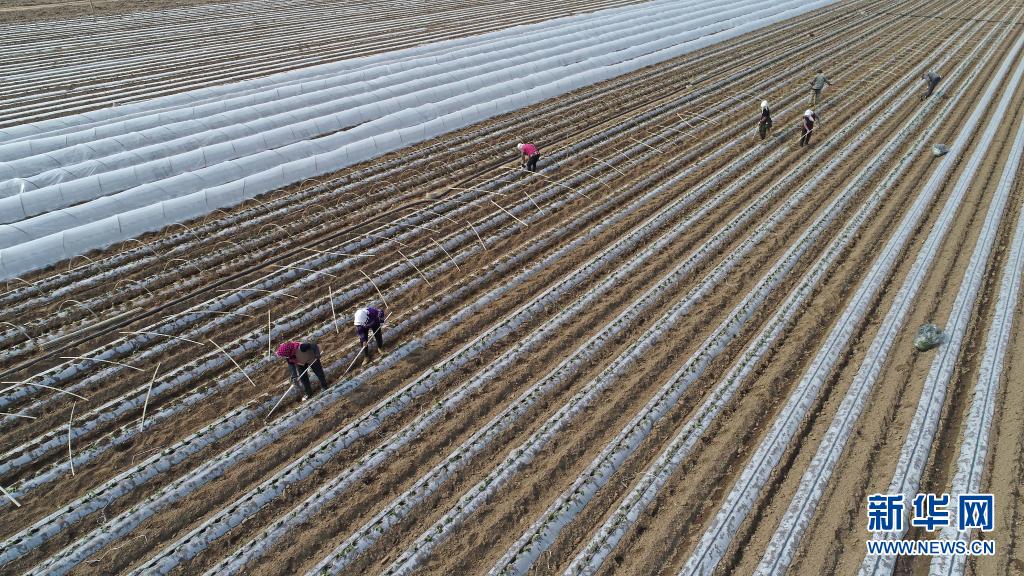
[265, 362, 314, 420]
[342, 343, 368, 377]
[266, 383, 298, 421]
[342, 322, 387, 377]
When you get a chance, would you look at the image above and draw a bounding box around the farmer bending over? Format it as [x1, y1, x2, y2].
[355, 306, 386, 360]
[276, 341, 329, 400]
[759, 100, 773, 140]
[518, 142, 540, 172]
[800, 109, 819, 147]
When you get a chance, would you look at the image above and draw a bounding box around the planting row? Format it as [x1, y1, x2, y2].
[0, 0, 640, 127]
[860, 32, 1024, 575]
[0, 0, 842, 279]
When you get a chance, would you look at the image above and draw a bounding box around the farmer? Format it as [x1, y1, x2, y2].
[517, 142, 540, 172]
[810, 69, 831, 106]
[354, 306, 386, 360]
[276, 341, 329, 399]
[759, 100, 773, 140]
[799, 109, 819, 147]
[922, 71, 942, 100]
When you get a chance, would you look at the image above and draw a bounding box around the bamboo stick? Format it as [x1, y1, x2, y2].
[359, 270, 390, 310]
[329, 287, 340, 334]
[0, 412, 36, 420]
[0, 483, 20, 507]
[490, 199, 528, 226]
[208, 338, 256, 387]
[119, 330, 202, 346]
[68, 402, 77, 476]
[0, 380, 88, 401]
[397, 249, 432, 285]
[431, 239, 462, 271]
[588, 156, 627, 178]
[139, 362, 161, 431]
[59, 356, 144, 371]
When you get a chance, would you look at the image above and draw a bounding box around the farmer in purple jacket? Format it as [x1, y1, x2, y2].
[354, 306, 386, 360]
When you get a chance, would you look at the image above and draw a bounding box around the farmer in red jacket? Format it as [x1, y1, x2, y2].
[276, 341, 329, 399]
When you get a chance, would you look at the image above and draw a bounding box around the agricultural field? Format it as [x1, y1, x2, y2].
[1, 0, 1024, 575]
[0, 0, 647, 126]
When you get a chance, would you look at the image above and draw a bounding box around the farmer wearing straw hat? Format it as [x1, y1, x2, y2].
[517, 142, 540, 172]
[759, 100, 773, 140]
[276, 341, 329, 400]
[799, 109, 819, 147]
[354, 306, 386, 360]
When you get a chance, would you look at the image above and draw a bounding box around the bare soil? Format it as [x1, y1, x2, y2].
[3, 1, 1023, 575]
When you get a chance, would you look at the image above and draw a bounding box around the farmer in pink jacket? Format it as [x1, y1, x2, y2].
[517, 142, 540, 172]
[275, 341, 329, 399]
